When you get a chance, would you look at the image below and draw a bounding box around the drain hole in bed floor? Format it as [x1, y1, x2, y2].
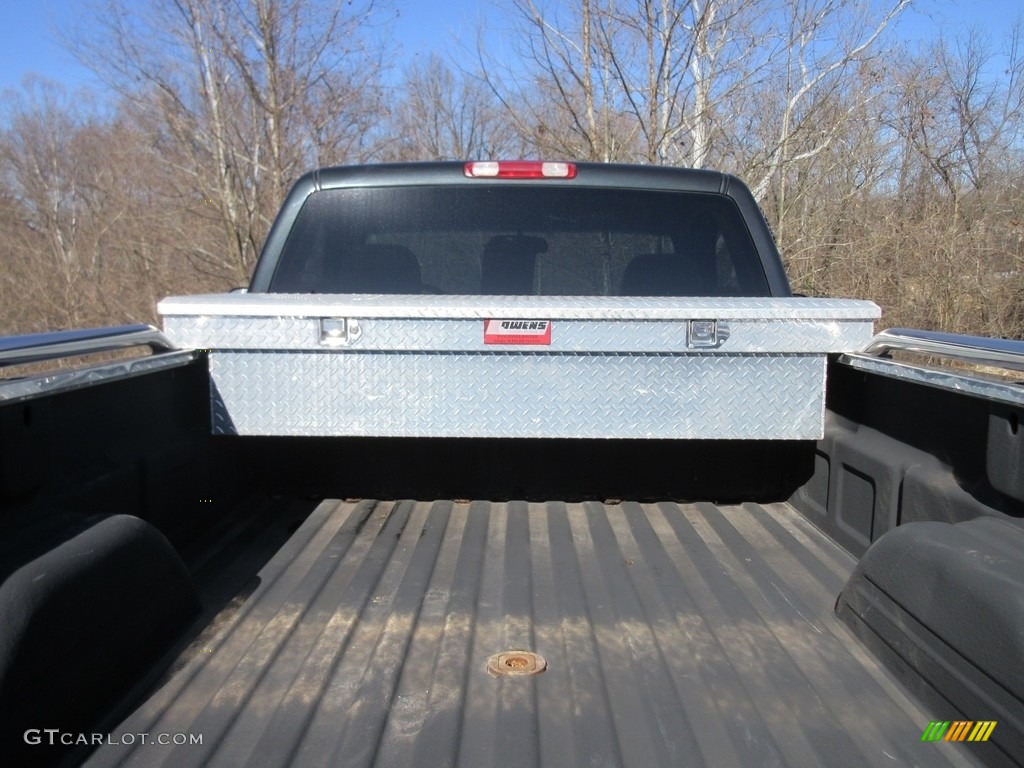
[487, 651, 547, 677]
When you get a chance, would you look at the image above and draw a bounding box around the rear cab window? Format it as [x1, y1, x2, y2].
[268, 185, 770, 297]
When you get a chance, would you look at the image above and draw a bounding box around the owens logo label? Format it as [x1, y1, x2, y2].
[484, 319, 552, 345]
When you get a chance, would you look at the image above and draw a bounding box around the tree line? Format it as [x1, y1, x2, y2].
[1, 0, 1022, 338]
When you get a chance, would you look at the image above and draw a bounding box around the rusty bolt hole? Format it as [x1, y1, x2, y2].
[487, 650, 547, 677]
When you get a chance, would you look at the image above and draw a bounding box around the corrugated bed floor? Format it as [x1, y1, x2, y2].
[85, 500, 982, 768]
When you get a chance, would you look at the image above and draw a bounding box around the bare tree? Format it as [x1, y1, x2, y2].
[387, 55, 526, 160]
[70, 0, 391, 285]
[765, 22, 1024, 337]
[479, 0, 615, 160]
[484, 0, 907, 182]
[742, 0, 909, 204]
[890, 26, 1024, 223]
[0, 78, 226, 333]
[5, 0, 1024, 343]
[0, 80, 101, 329]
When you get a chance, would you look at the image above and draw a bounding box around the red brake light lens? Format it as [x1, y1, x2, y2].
[464, 161, 577, 179]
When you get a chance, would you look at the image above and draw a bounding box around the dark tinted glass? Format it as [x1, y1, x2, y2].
[269, 186, 770, 296]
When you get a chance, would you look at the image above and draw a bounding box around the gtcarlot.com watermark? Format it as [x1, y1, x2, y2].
[25, 729, 202, 747]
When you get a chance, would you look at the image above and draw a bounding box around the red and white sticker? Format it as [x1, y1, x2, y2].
[483, 319, 552, 345]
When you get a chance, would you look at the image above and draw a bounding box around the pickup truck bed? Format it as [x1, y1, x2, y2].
[4, 162, 1022, 768]
[84, 497, 976, 768]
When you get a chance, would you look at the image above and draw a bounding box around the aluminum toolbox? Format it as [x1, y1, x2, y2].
[159, 294, 879, 440]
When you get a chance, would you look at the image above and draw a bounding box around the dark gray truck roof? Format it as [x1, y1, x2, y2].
[248, 162, 791, 297]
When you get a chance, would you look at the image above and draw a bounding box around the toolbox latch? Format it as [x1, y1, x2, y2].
[319, 318, 362, 347]
[688, 320, 730, 349]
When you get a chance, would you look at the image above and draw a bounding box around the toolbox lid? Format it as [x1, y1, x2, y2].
[159, 293, 880, 321]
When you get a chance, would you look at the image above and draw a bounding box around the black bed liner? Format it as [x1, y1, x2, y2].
[85, 499, 984, 768]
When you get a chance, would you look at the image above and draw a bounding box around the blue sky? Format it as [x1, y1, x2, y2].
[0, 0, 1019, 98]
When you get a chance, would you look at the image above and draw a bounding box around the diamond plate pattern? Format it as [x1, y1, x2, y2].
[160, 293, 881, 321]
[164, 315, 317, 349]
[208, 351, 826, 439]
[164, 315, 872, 354]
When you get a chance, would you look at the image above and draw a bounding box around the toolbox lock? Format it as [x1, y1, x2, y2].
[319, 318, 362, 347]
[688, 320, 729, 349]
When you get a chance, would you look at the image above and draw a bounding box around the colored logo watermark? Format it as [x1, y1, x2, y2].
[921, 721, 996, 742]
